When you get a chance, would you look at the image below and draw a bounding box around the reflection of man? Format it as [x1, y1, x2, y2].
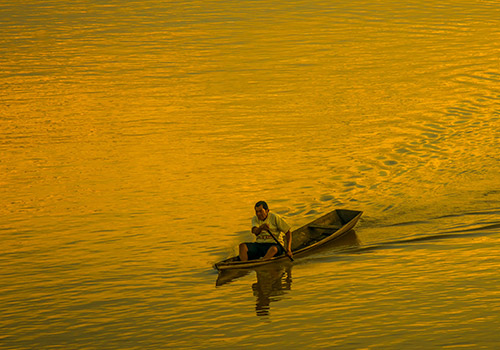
[239, 201, 292, 261]
[252, 265, 292, 317]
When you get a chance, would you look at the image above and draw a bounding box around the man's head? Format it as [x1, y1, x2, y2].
[254, 201, 269, 221]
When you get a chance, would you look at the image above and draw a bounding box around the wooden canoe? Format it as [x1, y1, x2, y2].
[214, 208, 363, 270]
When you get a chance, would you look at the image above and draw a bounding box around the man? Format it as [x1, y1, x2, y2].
[239, 201, 293, 261]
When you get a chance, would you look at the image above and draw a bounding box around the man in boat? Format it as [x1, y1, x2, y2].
[239, 201, 293, 261]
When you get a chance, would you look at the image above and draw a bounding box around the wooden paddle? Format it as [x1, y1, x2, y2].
[265, 229, 294, 262]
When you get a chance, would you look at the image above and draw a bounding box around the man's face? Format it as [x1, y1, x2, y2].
[255, 205, 269, 221]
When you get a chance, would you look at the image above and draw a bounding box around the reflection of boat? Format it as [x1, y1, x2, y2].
[214, 209, 362, 270]
[215, 268, 252, 287]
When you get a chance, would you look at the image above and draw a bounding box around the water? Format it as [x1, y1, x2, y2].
[1, 0, 499, 349]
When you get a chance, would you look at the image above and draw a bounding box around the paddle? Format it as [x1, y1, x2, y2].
[265, 229, 294, 262]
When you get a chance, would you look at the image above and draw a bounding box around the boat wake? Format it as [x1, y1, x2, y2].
[344, 209, 500, 256]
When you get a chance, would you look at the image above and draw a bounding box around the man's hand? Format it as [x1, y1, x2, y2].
[252, 223, 270, 236]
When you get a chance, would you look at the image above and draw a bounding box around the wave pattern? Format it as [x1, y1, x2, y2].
[1, 0, 500, 349]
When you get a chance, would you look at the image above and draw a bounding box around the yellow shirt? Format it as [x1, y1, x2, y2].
[251, 211, 291, 245]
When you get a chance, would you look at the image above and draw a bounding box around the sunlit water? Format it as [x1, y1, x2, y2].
[1, 0, 500, 349]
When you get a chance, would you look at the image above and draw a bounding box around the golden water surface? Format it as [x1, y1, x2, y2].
[1, 0, 500, 349]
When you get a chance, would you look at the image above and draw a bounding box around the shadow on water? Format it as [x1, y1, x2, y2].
[215, 229, 361, 316]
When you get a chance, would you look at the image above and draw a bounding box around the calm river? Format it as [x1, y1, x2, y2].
[1, 0, 500, 349]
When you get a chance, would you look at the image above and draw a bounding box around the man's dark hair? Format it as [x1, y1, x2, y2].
[254, 201, 269, 210]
